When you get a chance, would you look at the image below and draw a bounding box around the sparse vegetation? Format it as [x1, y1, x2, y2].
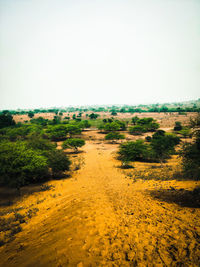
[118, 130, 180, 163]
[180, 114, 200, 179]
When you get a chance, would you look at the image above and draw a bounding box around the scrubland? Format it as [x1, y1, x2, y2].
[0, 111, 200, 266]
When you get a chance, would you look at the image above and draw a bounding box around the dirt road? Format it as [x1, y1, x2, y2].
[0, 140, 200, 266]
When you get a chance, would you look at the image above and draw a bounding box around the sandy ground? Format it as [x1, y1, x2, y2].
[0, 132, 200, 267]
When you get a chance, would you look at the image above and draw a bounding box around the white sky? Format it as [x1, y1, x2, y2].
[0, 0, 200, 109]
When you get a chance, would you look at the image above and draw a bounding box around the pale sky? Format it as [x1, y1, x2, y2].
[0, 0, 200, 109]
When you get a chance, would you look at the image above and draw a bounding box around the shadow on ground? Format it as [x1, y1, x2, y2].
[149, 187, 200, 208]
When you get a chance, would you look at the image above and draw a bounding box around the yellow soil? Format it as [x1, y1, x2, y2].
[0, 136, 200, 266]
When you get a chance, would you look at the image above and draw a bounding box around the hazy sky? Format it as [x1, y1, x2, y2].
[0, 0, 200, 109]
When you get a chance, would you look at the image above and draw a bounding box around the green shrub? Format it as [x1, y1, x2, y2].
[129, 125, 145, 135]
[145, 136, 152, 142]
[62, 138, 85, 152]
[47, 149, 71, 177]
[0, 141, 49, 190]
[46, 124, 81, 141]
[118, 140, 151, 162]
[89, 113, 99, 120]
[151, 131, 180, 161]
[180, 114, 200, 179]
[0, 113, 15, 129]
[118, 131, 180, 164]
[178, 128, 191, 138]
[28, 111, 34, 118]
[105, 132, 125, 141]
[174, 121, 182, 131]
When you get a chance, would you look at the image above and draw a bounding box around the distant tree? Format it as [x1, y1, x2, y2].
[174, 121, 182, 131]
[30, 117, 48, 126]
[145, 136, 152, 142]
[160, 106, 169, 112]
[111, 111, 117, 116]
[78, 120, 91, 129]
[89, 113, 99, 120]
[77, 112, 82, 117]
[62, 138, 85, 152]
[105, 132, 125, 142]
[72, 114, 76, 120]
[64, 116, 70, 120]
[131, 116, 139, 125]
[52, 115, 61, 125]
[28, 111, 34, 118]
[129, 125, 145, 135]
[0, 113, 15, 129]
[104, 122, 120, 132]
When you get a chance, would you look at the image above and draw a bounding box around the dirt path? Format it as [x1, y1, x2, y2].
[0, 140, 200, 266]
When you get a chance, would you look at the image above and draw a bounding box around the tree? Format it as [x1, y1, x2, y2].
[0, 141, 48, 192]
[47, 149, 71, 177]
[30, 117, 48, 126]
[118, 140, 151, 162]
[174, 121, 182, 131]
[111, 111, 117, 116]
[62, 138, 85, 152]
[78, 120, 91, 129]
[89, 113, 99, 120]
[104, 122, 120, 132]
[129, 125, 145, 135]
[0, 113, 15, 129]
[46, 124, 81, 141]
[151, 132, 180, 162]
[105, 132, 125, 142]
[28, 111, 34, 118]
[180, 114, 200, 179]
[117, 131, 180, 164]
[131, 116, 139, 125]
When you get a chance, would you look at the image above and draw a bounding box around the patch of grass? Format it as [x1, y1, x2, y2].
[40, 184, 55, 191]
[36, 198, 46, 204]
[27, 208, 39, 219]
[132, 166, 181, 181]
[73, 156, 85, 171]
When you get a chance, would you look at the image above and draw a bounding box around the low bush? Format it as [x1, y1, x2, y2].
[62, 138, 85, 152]
[105, 132, 125, 141]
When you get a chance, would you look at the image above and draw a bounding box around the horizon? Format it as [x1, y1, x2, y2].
[1, 0, 200, 109]
[1, 97, 199, 112]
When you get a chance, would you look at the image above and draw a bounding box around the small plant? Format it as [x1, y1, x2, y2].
[73, 156, 85, 170]
[27, 208, 39, 219]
